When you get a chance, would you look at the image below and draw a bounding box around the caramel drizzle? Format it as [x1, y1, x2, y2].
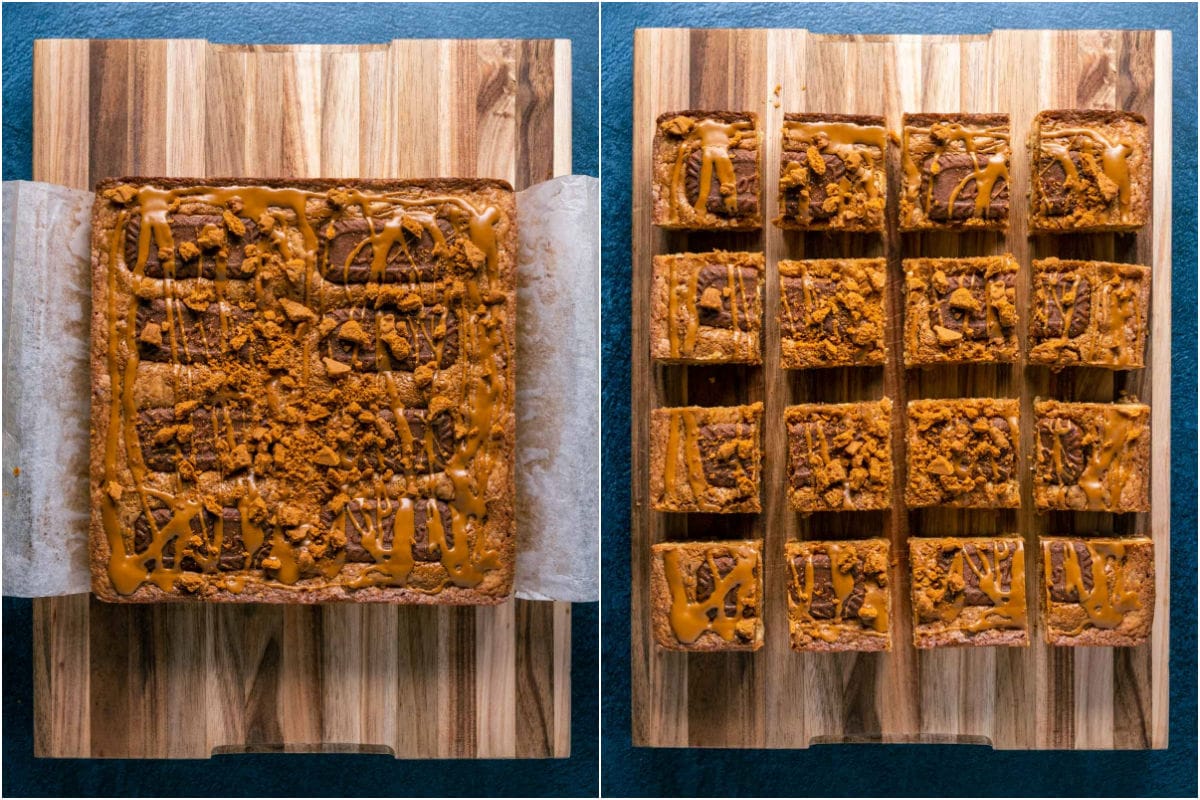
[935, 542, 1027, 633]
[1075, 407, 1145, 509]
[1051, 542, 1140, 634]
[1039, 126, 1134, 214]
[664, 547, 758, 643]
[782, 120, 886, 222]
[665, 256, 753, 359]
[662, 409, 710, 503]
[101, 183, 506, 595]
[903, 123, 1009, 220]
[1039, 265, 1140, 367]
[789, 545, 888, 642]
[664, 116, 753, 222]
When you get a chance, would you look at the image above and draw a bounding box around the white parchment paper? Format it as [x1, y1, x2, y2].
[2, 181, 94, 597]
[1, 177, 599, 602]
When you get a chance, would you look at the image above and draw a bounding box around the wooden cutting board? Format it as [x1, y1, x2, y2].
[631, 28, 1171, 749]
[32, 37, 572, 759]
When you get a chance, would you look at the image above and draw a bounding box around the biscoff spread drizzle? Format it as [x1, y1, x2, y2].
[663, 252, 756, 360]
[1047, 541, 1141, 634]
[1038, 125, 1134, 217]
[1034, 261, 1145, 368]
[661, 114, 754, 223]
[659, 404, 761, 511]
[912, 540, 1027, 635]
[663, 545, 759, 644]
[779, 119, 886, 225]
[902, 120, 1009, 222]
[1041, 404, 1147, 510]
[789, 543, 889, 642]
[99, 181, 509, 597]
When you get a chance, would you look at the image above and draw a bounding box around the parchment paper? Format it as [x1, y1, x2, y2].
[1, 177, 599, 602]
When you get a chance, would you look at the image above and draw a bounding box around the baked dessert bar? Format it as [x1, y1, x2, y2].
[1030, 110, 1150, 233]
[906, 398, 1020, 508]
[775, 113, 887, 232]
[650, 540, 763, 651]
[1029, 258, 1150, 369]
[785, 539, 891, 652]
[1042, 537, 1154, 647]
[778, 258, 887, 369]
[1032, 400, 1150, 512]
[785, 400, 893, 512]
[900, 113, 1011, 231]
[650, 251, 763, 364]
[910, 536, 1028, 648]
[903, 255, 1019, 366]
[650, 403, 762, 513]
[652, 110, 762, 230]
[90, 178, 517, 603]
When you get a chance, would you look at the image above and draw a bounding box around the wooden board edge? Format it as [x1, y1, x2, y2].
[1149, 29, 1172, 751]
[554, 39, 573, 176]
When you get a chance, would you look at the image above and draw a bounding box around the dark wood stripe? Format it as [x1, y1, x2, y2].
[516, 39, 555, 189]
[447, 607, 477, 756]
[515, 600, 555, 757]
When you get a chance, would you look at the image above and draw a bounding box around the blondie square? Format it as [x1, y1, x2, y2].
[1042, 537, 1154, 647]
[903, 255, 1019, 366]
[1030, 110, 1151, 233]
[652, 110, 762, 230]
[900, 113, 1011, 231]
[650, 540, 764, 651]
[785, 539, 891, 652]
[1029, 258, 1150, 369]
[776, 113, 887, 232]
[906, 399, 1020, 508]
[650, 251, 763, 364]
[778, 258, 887, 369]
[785, 400, 893, 512]
[1033, 400, 1151, 512]
[650, 403, 762, 513]
[910, 536, 1029, 648]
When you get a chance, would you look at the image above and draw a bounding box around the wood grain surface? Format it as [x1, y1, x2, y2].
[32, 37, 572, 759]
[630, 28, 1170, 750]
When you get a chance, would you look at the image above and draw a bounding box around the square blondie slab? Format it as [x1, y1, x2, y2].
[906, 398, 1020, 508]
[649, 403, 763, 513]
[785, 400, 893, 512]
[903, 255, 1019, 366]
[650, 540, 764, 651]
[650, 251, 763, 364]
[1042, 537, 1154, 647]
[785, 539, 891, 652]
[910, 536, 1029, 648]
[778, 258, 887, 369]
[90, 178, 517, 604]
[1033, 400, 1151, 512]
[900, 113, 1011, 231]
[652, 110, 762, 230]
[1030, 109, 1151, 233]
[1029, 258, 1151, 369]
[775, 113, 888, 232]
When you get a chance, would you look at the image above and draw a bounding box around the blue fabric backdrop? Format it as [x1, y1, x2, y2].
[600, 3, 1196, 797]
[1, 3, 597, 797]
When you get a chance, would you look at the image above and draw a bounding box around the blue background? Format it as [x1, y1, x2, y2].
[1, 3, 597, 797]
[601, 2, 1197, 797]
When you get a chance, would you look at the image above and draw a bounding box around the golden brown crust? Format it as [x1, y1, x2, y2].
[905, 398, 1020, 509]
[649, 403, 762, 513]
[1028, 258, 1150, 369]
[90, 178, 516, 604]
[650, 540, 763, 652]
[1030, 109, 1150, 233]
[1041, 537, 1154, 647]
[785, 539, 891, 652]
[1032, 400, 1150, 512]
[775, 113, 887, 232]
[778, 258, 887, 368]
[785, 400, 892, 512]
[900, 113, 1011, 231]
[652, 110, 762, 230]
[910, 536, 1029, 648]
[650, 251, 763, 364]
[903, 255, 1019, 366]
